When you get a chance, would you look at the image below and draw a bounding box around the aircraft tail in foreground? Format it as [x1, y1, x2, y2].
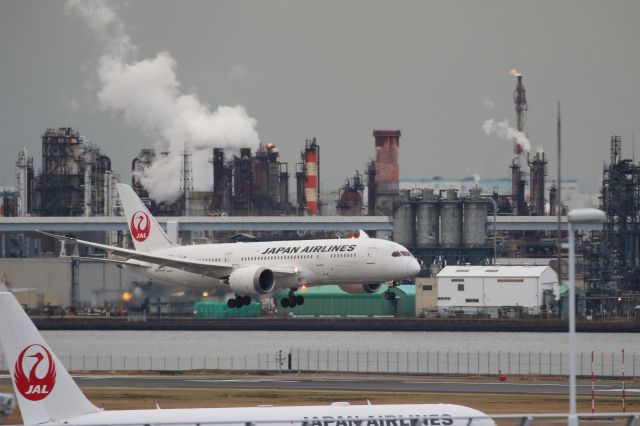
[0, 292, 100, 425]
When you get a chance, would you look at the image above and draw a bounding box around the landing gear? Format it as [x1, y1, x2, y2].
[384, 281, 398, 300]
[227, 294, 252, 309]
[280, 289, 305, 308]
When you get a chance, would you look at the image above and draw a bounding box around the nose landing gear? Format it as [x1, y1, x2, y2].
[384, 281, 398, 300]
[280, 288, 305, 308]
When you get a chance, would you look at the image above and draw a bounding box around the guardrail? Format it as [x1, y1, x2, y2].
[1, 349, 637, 377]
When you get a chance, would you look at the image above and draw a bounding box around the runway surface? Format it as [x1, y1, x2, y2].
[2, 374, 638, 396]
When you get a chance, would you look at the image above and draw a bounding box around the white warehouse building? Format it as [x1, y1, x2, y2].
[436, 265, 559, 315]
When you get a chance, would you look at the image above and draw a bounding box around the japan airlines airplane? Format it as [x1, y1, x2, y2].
[0, 292, 495, 426]
[42, 184, 420, 308]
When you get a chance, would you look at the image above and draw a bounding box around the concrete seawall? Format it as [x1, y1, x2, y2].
[32, 317, 640, 332]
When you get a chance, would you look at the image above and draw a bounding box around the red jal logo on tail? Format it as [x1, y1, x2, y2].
[14, 344, 57, 401]
[130, 211, 151, 242]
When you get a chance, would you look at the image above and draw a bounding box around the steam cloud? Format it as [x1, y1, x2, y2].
[65, 0, 260, 202]
[482, 97, 495, 109]
[481, 118, 531, 153]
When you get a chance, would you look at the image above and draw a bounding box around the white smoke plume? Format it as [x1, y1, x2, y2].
[481, 118, 531, 153]
[482, 97, 495, 109]
[65, 0, 260, 202]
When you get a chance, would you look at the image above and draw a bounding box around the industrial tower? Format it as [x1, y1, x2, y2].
[511, 72, 528, 215]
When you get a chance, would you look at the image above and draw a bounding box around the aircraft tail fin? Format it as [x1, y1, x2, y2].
[0, 292, 100, 425]
[116, 183, 177, 252]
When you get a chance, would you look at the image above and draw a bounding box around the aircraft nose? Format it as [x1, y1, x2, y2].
[407, 258, 421, 276]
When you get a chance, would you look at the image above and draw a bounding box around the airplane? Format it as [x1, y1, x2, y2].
[0, 291, 496, 426]
[42, 184, 421, 309]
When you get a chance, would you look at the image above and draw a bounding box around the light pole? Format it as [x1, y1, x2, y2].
[567, 208, 606, 426]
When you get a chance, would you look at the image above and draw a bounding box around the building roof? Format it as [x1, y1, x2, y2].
[437, 265, 551, 278]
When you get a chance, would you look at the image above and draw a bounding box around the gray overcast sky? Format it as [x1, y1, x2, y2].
[1, 0, 639, 195]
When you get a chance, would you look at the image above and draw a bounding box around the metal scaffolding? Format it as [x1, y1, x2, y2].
[585, 135, 640, 292]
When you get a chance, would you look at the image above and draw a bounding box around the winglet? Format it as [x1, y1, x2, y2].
[357, 230, 370, 239]
[0, 292, 99, 425]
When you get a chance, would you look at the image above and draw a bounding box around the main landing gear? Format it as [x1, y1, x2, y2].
[227, 294, 252, 309]
[280, 288, 304, 308]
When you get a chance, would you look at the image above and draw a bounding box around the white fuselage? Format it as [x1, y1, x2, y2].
[126, 237, 420, 292]
[48, 403, 495, 426]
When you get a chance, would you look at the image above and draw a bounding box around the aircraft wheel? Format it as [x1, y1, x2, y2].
[288, 296, 297, 308]
[295, 295, 304, 305]
[227, 298, 236, 308]
[388, 292, 396, 300]
[281, 297, 290, 308]
[242, 296, 251, 306]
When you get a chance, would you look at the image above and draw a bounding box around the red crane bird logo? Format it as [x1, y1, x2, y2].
[130, 211, 151, 242]
[14, 344, 57, 401]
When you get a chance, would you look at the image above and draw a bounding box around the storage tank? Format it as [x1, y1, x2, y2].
[393, 199, 416, 248]
[416, 188, 439, 247]
[463, 188, 488, 248]
[337, 189, 363, 216]
[440, 189, 462, 248]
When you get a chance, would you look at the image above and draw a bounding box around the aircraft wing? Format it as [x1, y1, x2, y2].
[38, 232, 234, 279]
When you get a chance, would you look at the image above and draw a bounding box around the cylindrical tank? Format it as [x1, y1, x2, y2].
[416, 188, 439, 247]
[440, 189, 462, 248]
[393, 201, 416, 248]
[337, 190, 363, 216]
[463, 188, 487, 248]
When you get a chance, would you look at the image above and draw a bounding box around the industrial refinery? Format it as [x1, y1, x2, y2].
[0, 72, 638, 322]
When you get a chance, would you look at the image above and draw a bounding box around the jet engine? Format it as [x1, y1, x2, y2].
[338, 283, 383, 294]
[228, 266, 276, 297]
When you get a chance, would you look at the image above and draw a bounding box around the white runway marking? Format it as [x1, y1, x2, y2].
[403, 381, 606, 388]
[599, 388, 640, 393]
[187, 379, 301, 383]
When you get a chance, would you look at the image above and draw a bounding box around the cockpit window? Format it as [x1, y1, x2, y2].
[391, 251, 401, 257]
[401, 251, 411, 256]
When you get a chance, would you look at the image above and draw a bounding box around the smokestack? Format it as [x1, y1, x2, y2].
[511, 71, 528, 214]
[512, 72, 528, 162]
[367, 160, 377, 216]
[373, 130, 401, 214]
[180, 146, 193, 215]
[15, 148, 30, 217]
[84, 144, 94, 217]
[302, 138, 320, 215]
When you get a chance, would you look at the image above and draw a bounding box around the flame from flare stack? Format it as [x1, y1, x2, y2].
[510, 68, 521, 77]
